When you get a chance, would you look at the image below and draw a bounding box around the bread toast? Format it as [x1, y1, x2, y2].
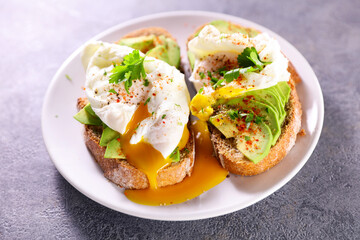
[187, 22, 302, 176]
[78, 28, 194, 189]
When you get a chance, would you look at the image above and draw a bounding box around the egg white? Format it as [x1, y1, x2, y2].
[81, 41, 190, 159]
[188, 25, 290, 93]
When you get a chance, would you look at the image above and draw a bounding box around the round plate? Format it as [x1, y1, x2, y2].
[42, 11, 324, 221]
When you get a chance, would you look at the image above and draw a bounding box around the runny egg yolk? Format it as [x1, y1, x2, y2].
[120, 103, 170, 189]
[120, 103, 190, 189]
[125, 120, 228, 206]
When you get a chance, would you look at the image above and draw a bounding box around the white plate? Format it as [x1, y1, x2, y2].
[42, 11, 324, 221]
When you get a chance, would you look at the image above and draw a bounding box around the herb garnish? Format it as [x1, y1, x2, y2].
[244, 136, 251, 141]
[109, 50, 146, 94]
[65, 74, 72, 81]
[224, 47, 272, 83]
[109, 89, 118, 94]
[199, 72, 205, 79]
[162, 114, 166, 119]
[198, 87, 204, 94]
[227, 109, 239, 120]
[169, 147, 180, 162]
[144, 97, 151, 105]
[143, 79, 149, 86]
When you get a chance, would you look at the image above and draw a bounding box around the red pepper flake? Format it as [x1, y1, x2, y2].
[117, 99, 120, 103]
[152, 93, 156, 96]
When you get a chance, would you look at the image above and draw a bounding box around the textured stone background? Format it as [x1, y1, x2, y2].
[1, 0, 359, 239]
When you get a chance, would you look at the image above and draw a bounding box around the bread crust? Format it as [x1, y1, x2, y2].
[188, 21, 302, 176]
[78, 28, 193, 189]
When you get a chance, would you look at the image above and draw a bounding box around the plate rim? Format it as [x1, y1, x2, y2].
[42, 10, 324, 221]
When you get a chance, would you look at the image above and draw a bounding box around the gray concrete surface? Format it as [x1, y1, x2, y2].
[1, 0, 359, 239]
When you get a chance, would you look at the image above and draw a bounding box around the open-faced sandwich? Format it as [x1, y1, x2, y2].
[187, 20, 302, 176]
[74, 27, 227, 205]
[75, 28, 194, 189]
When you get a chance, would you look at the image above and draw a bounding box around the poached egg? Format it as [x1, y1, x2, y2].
[188, 25, 290, 95]
[81, 41, 190, 188]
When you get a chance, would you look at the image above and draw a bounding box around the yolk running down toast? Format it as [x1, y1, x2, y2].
[125, 120, 228, 206]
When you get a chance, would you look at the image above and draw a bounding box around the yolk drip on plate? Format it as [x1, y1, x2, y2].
[120, 103, 171, 189]
[124, 120, 228, 206]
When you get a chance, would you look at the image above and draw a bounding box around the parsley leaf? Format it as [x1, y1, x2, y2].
[144, 97, 151, 105]
[109, 89, 118, 94]
[227, 109, 239, 120]
[216, 66, 227, 76]
[143, 79, 149, 86]
[162, 114, 166, 119]
[199, 72, 205, 79]
[109, 50, 146, 94]
[224, 66, 258, 83]
[198, 87, 204, 94]
[238, 47, 271, 70]
[245, 112, 254, 123]
[169, 147, 180, 162]
[244, 136, 251, 141]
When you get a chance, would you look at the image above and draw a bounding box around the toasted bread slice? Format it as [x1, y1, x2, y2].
[77, 98, 195, 189]
[78, 28, 194, 189]
[187, 22, 302, 176]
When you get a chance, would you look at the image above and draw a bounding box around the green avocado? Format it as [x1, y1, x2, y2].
[236, 121, 273, 164]
[241, 91, 282, 120]
[73, 103, 102, 126]
[277, 81, 291, 102]
[104, 138, 126, 159]
[209, 113, 240, 138]
[224, 98, 281, 146]
[164, 38, 181, 68]
[117, 35, 155, 54]
[209, 112, 273, 163]
[118, 35, 181, 68]
[187, 51, 195, 70]
[147, 45, 169, 64]
[100, 126, 120, 147]
[146, 37, 181, 68]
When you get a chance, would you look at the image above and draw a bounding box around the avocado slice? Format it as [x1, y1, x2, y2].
[164, 38, 181, 68]
[277, 81, 291, 102]
[254, 87, 287, 123]
[145, 38, 180, 68]
[118, 35, 180, 68]
[147, 45, 169, 64]
[236, 122, 273, 164]
[100, 126, 120, 147]
[209, 113, 240, 138]
[104, 138, 126, 159]
[187, 51, 195, 70]
[224, 98, 281, 145]
[209, 112, 273, 163]
[118, 35, 155, 53]
[74, 103, 102, 126]
[241, 91, 281, 120]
